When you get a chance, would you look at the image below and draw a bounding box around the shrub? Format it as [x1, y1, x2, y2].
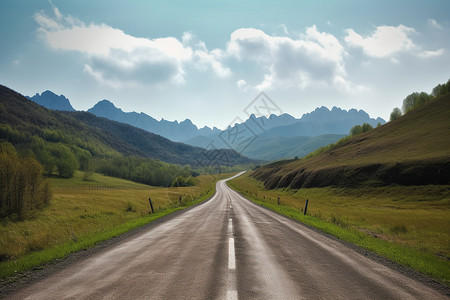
[350, 123, 373, 136]
[390, 224, 408, 235]
[390, 107, 402, 122]
[0, 142, 52, 219]
[171, 176, 197, 187]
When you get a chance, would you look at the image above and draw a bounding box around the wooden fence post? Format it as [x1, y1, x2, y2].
[304, 199, 309, 215]
[149, 197, 154, 214]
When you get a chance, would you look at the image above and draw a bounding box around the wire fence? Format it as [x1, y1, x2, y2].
[53, 185, 152, 191]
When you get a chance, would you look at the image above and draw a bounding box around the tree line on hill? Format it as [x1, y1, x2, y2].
[94, 156, 194, 187]
[390, 79, 450, 121]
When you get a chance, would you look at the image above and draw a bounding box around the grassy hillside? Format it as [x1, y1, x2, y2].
[0, 85, 127, 157]
[0, 85, 254, 168]
[254, 93, 450, 188]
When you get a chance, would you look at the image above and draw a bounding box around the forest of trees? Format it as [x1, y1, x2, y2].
[0, 123, 197, 187]
[95, 156, 194, 187]
[0, 142, 52, 219]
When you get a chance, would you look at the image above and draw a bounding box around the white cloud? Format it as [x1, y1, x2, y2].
[194, 49, 231, 78]
[34, 12, 62, 31]
[181, 31, 193, 44]
[226, 26, 358, 91]
[427, 18, 442, 30]
[344, 25, 444, 60]
[49, 0, 62, 20]
[226, 28, 273, 62]
[344, 25, 415, 58]
[236, 79, 248, 91]
[34, 7, 226, 87]
[418, 48, 445, 58]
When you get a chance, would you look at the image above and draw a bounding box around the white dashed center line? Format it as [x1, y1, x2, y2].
[227, 290, 238, 300]
[227, 215, 238, 299]
[228, 237, 236, 270]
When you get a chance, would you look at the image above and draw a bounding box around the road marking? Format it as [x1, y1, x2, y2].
[228, 237, 236, 269]
[227, 290, 238, 300]
[227, 197, 237, 299]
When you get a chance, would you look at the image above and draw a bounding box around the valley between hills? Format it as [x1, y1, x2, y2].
[0, 80, 449, 293]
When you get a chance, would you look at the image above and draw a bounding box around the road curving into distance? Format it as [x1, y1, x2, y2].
[6, 172, 448, 299]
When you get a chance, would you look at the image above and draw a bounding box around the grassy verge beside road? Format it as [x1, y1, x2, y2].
[0, 171, 232, 280]
[228, 172, 450, 285]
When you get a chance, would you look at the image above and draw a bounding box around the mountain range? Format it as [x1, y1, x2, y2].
[87, 100, 221, 142]
[27, 90, 386, 161]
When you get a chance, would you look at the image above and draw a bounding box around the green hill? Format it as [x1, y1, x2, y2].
[0, 85, 254, 168]
[253, 93, 450, 188]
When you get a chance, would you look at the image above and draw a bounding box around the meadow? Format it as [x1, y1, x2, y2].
[228, 172, 450, 284]
[0, 171, 231, 279]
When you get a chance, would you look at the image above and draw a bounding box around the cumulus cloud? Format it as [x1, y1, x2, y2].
[344, 25, 415, 58]
[344, 25, 444, 59]
[427, 18, 442, 30]
[225, 26, 359, 91]
[34, 7, 227, 87]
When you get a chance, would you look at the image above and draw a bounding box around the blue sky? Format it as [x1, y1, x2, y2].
[1, 0, 449, 129]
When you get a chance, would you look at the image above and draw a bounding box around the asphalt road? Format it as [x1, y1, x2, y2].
[7, 173, 448, 299]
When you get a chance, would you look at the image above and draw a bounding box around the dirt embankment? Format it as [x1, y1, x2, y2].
[253, 159, 450, 189]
